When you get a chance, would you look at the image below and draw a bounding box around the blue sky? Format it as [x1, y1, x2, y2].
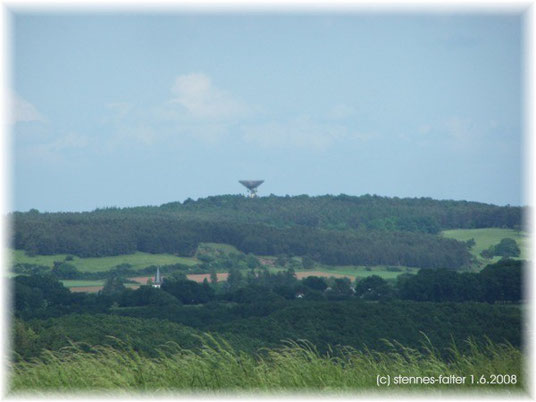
[11, 12, 523, 212]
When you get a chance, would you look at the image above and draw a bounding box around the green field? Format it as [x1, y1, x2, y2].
[60, 280, 104, 288]
[269, 264, 418, 280]
[441, 228, 529, 267]
[11, 250, 198, 273]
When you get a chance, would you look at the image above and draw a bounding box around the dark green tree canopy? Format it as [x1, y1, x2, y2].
[481, 238, 521, 259]
[355, 275, 393, 300]
[12, 194, 521, 270]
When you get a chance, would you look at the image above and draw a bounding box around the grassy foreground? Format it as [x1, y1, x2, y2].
[10, 336, 523, 394]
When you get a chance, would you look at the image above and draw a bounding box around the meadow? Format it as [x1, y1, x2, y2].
[60, 280, 104, 288]
[268, 264, 418, 280]
[11, 249, 198, 272]
[9, 335, 523, 393]
[441, 228, 528, 267]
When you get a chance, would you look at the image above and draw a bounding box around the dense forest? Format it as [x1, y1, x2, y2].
[159, 194, 523, 232]
[12, 259, 523, 362]
[13, 217, 472, 268]
[11, 194, 522, 269]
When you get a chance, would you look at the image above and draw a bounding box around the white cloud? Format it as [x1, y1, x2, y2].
[411, 117, 505, 152]
[170, 73, 246, 120]
[102, 102, 161, 148]
[10, 94, 44, 124]
[241, 116, 372, 151]
[101, 76, 371, 150]
[23, 132, 89, 163]
[36, 133, 89, 157]
[414, 118, 481, 141]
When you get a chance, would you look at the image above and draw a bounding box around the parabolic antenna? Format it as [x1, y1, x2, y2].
[239, 180, 264, 198]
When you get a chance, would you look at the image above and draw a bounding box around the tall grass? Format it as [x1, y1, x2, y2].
[9, 334, 523, 393]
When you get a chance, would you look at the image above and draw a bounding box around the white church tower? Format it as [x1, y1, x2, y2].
[152, 267, 163, 288]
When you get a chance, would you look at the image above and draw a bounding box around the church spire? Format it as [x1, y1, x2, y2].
[153, 267, 163, 288]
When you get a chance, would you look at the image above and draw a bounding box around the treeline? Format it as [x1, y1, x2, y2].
[211, 300, 521, 356]
[12, 213, 472, 269]
[159, 194, 522, 233]
[13, 258, 521, 326]
[23, 193, 519, 234]
[13, 299, 521, 364]
[481, 238, 521, 259]
[395, 259, 522, 303]
[13, 290, 521, 363]
[13, 315, 203, 361]
[348, 259, 522, 304]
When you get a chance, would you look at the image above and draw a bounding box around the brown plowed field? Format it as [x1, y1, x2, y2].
[188, 273, 229, 282]
[70, 286, 104, 293]
[70, 283, 140, 293]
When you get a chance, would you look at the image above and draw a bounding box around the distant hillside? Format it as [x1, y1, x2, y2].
[11, 194, 522, 270]
[149, 194, 519, 233]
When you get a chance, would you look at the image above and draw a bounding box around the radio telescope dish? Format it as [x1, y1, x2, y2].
[239, 180, 264, 198]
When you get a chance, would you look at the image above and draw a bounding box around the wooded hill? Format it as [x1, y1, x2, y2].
[11, 194, 523, 270]
[159, 194, 522, 232]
